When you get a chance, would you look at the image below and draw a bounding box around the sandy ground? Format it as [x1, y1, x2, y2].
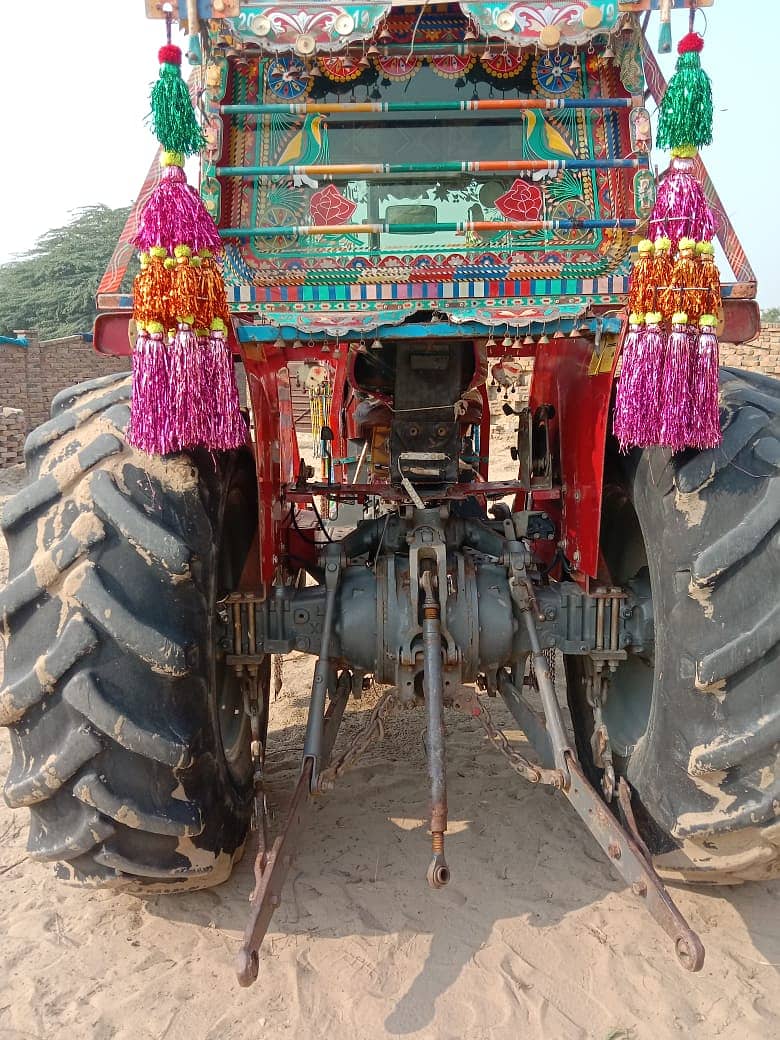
[0, 416, 779, 1040]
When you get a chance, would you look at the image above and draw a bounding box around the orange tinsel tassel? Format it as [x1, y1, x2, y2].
[133, 246, 172, 327]
[170, 245, 202, 322]
[697, 240, 721, 317]
[660, 238, 706, 323]
[650, 238, 674, 321]
[628, 239, 657, 316]
[196, 249, 231, 328]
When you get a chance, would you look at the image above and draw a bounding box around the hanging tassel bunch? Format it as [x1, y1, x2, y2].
[149, 44, 206, 156]
[615, 29, 722, 454]
[615, 234, 723, 453]
[656, 33, 713, 153]
[126, 35, 246, 456]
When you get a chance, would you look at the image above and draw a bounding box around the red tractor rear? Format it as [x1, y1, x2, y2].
[1, 0, 776, 986]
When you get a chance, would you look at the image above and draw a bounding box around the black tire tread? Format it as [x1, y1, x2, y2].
[0, 374, 252, 891]
[629, 368, 780, 884]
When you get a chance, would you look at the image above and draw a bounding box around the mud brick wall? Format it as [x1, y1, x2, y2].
[0, 409, 25, 468]
[0, 331, 128, 437]
[721, 324, 780, 377]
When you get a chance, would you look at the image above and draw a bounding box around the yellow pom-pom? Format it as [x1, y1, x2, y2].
[672, 311, 689, 325]
[670, 145, 697, 159]
[637, 239, 654, 256]
[149, 245, 167, 259]
[174, 244, 192, 260]
[146, 321, 165, 334]
[211, 317, 228, 333]
[162, 150, 185, 168]
[645, 312, 663, 325]
[628, 312, 645, 325]
[678, 238, 696, 254]
[654, 237, 672, 254]
[164, 257, 176, 270]
[699, 314, 717, 327]
[696, 240, 715, 256]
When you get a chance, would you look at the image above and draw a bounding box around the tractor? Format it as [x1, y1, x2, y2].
[1, 0, 777, 987]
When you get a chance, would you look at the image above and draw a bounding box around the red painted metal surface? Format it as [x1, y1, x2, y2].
[93, 312, 132, 356]
[528, 336, 619, 582]
[244, 345, 283, 586]
[93, 311, 243, 358]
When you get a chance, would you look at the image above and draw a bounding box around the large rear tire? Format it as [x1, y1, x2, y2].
[0, 374, 262, 891]
[566, 368, 780, 884]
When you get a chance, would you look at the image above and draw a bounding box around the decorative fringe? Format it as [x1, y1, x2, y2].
[126, 327, 175, 455]
[697, 241, 722, 317]
[134, 162, 223, 255]
[649, 238, 674, 320]
[614, 314, 665, 450]
[197, 250, 232, 327]
[659, 315, 695, 452]
[689, 317, 722, 449]
[170, 245, 201, 322]
[150, 45, 206, 156]
[656, 33, 713, 153]
[661, 239, 706, 324]
[205, 322, 248, 450]
[627, 240, 657, 316]
[650, 158, 717, 251]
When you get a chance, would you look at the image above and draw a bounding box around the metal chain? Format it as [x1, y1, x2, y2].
[474, 694, 543, 784]
[318, 688, 396, 791]
[543, 647, 556, 686]
[474, 693, 565, 789]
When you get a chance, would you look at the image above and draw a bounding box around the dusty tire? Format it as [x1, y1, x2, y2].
[567, 368, 780, 884]
[0, 373, 261, 891]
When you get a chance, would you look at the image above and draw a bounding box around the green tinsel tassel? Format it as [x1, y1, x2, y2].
[657, 33, 713, 152]
[149, 44, 206, 156]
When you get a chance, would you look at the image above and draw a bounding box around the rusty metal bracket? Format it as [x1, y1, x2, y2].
[236, 684, 349, 987]
[472, 677, 705, 973]
[563, 754, 705, 972]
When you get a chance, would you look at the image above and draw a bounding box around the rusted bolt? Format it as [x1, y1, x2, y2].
[632, 880, 647, 897]
[608, 842, 622, 860]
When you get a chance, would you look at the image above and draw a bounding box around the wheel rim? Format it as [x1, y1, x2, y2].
[598, 481, 655, 761]
[214, 472, 261, 785]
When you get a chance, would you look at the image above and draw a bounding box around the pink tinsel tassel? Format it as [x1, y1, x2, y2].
[650, 157, 718, 252]
[689, 320, 722, 449]
[134, 165, 222, 255]
[204, 328, 248, 450]
[168, 324, 209, 451]
[614, 315, 665, 450]
[126, 329, 177, 455]
[659, 317, 696, 451]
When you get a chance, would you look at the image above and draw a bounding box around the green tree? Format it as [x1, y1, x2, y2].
[0, 205, 133, 340]
[761, 307, 780, 323]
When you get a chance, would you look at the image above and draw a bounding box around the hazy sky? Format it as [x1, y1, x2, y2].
[1, 1, 778, 304]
